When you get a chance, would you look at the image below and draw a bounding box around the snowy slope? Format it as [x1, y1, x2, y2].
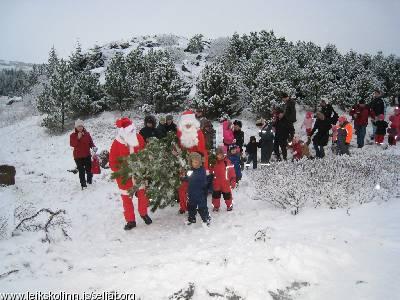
[0, 111, 400, 299]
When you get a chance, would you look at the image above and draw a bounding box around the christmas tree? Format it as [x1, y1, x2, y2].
[111, 132, 188, 212]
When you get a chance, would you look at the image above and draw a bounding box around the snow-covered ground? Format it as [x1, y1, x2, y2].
[1, 111, 400, 299]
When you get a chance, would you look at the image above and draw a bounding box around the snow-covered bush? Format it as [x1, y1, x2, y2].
[156, 34, 179, 46]
[251, 151, 400, 214]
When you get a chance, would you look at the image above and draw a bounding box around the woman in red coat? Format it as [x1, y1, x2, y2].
[210, 146, 236, 212]
[69, 119, 95, 189]
[109, 117, 152, 230]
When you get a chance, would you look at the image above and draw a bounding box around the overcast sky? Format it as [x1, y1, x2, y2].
[1, 0, 399, 63]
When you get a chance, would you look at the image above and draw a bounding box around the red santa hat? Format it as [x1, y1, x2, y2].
[306, 111, 313, 118]
[115, 117, 138, 147]
[116, 117, 132, 128]
[338, 116, 347, 123]
[179, 110, 200, 129]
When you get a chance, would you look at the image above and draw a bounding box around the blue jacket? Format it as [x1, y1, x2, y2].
[228, 154, 242, 179]
[187, 167, 208, 207]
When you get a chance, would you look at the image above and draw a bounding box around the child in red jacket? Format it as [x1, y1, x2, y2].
[288, 135, 303, 161]
[211, 146, 236, 212]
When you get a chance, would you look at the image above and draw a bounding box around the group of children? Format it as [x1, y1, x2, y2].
[183, 107, 400, 226]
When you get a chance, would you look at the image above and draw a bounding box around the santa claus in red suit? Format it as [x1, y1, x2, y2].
[177, 110, 209, 213]
[109, 117, 152, 230]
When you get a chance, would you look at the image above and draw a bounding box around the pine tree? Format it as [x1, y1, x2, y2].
[104, 52, 132, 111]
[70, 70, 104, 117]
[87, 44, 105, 69]
[69, 42, 88, 73]
[46, 46, 59, 77]
[194, 61, 243, 118]
[37, 59, 75, 131]
[185, 34, 205, 54]
[111, 132, 188, 212]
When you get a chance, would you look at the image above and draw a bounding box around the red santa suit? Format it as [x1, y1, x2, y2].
[109, 117, 150, 224]
[176, 111, 209, 213]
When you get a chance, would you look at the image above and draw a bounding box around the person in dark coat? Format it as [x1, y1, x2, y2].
[69, 119, 96, 189]
[280, 92, 296, 140]
[228, 145, 242, 183]
[349, 99, 370, 148]
[369, 89, 385, 140]
[257, 119, 274, 164]
[309, 112, 331, 158]
[156, 116, 167, 138]
[245, 136, 258, 169]
[336, 116, 353, 156]
[185, 152, 210, 226]
[233, 120, 244, 150]
[320, 99, 339, 125]
[202, 119, 216, 151]
[165, 115, 177, 133]
[273, 110, 290, 161]
[373, 114, 388, 145]
[139, 115, 158, 142]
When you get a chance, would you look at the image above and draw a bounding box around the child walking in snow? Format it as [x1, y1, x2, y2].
[185, 152, 211, 226]
[228, 145, 242, 183]
[245, 136, 258, 169]
[336, 116, 353, 155]
[211, 146, 236, 212]
[301, 112, 314, 136]
[373, 114, 388, 145]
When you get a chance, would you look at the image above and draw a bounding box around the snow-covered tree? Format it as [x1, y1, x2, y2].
[69, 42, 88, 73]
[46, 46, 59, 77]
[37, 59, 75, 131]
[185, 34, 205, 54]
[104, 52, 132, 111]
[194, 61, 244, 118]
[87, 44, 105, 69]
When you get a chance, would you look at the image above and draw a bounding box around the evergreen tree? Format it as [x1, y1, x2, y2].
[104, 52, 132, 111]
[194, 61, 243, 118]
[46, 46, 59, 77]
[69, 42, 88, 73]
[185, 34, 205, 54]
[87, 44, 105, 69]
[37, 59, 75, 131]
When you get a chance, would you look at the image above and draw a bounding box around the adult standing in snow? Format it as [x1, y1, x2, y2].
[309, 112, 331, 158]
[280, 92, 296, 141]
[69, 119, 96, 189]
[109, 117, 152, 230]
[202, 119, 216, 151]
[257, 118, 274, 165]
[320, 99, 339, 125]
[176, 110, 209, 214]
[369, 89, 385, 140]
[139, 115, 158, 143]
[350, 99, 370, 148]
[273, 110, 290, 161]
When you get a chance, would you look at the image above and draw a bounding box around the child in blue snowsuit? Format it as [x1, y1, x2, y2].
[186, 152, 211, 226]
[228, 145, 242, 183]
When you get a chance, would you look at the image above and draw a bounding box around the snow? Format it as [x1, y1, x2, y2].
[1, 110, 400, 299]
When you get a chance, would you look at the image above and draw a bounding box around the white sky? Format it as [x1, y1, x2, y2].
[1, 0, 399, 63]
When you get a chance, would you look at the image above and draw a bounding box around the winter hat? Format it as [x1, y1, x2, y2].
[166, 115, 174, 121]
[233, 120, 242, 128]
[306, 112, 313, 118]
[338, 116, 347, 123]
[378, 114, 385, 121]
[115, 117, 138, 147]
[159, 116, 166, 123]
[250, 136, 256, 142]
[75, 119, 84, 128]
[144, 115, 156, 126]
[179, 110, 200, 129]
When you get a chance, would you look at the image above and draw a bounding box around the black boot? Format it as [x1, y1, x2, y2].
[124, 221, 136, 230]
[141, 215, 152, 225]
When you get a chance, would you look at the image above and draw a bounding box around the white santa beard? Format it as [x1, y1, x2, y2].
[180, 126, 199, 148]
[117, 126, 139, 149]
